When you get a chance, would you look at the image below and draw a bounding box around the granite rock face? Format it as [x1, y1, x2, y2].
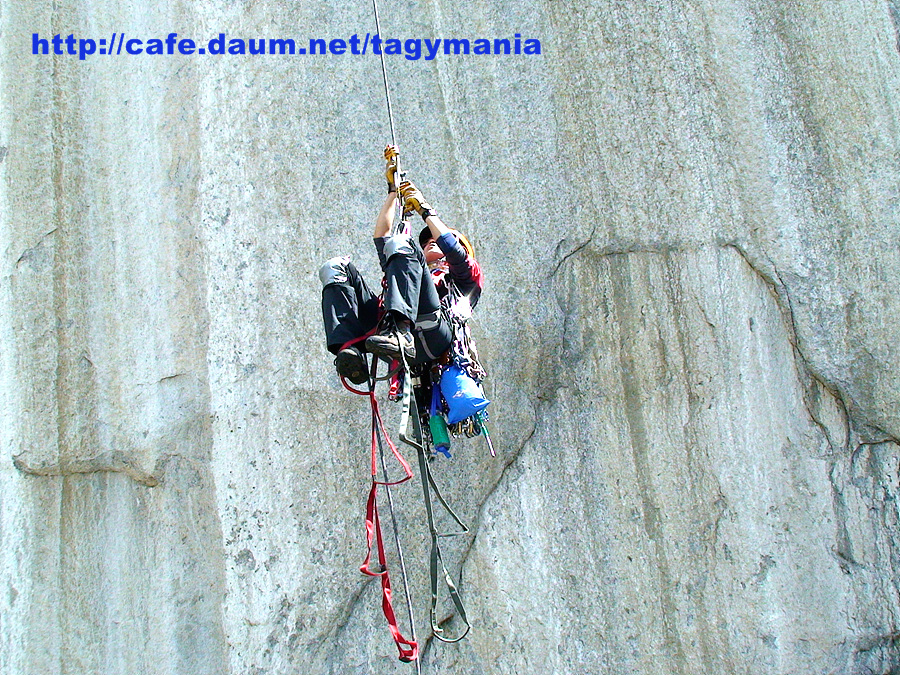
[2, 1, 899, 673]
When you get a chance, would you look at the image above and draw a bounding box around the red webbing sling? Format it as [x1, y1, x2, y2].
[359, 484, 417, 661]
[340, 335, 418, 662]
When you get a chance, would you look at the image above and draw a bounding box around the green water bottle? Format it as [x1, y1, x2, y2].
[429, 413, 452, 458]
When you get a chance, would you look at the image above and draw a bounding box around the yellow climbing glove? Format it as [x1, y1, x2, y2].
[384, 145, 399, 192]
[399, 181, 435, 219]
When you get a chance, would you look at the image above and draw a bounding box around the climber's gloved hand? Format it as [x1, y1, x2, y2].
[399, 181, 435, 219]
[384, 145, 399, 193]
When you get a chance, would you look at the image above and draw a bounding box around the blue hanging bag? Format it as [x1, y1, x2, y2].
[440, 364, 490, 424]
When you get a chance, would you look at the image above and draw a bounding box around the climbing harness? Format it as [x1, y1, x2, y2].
[435, 277, 494, 455]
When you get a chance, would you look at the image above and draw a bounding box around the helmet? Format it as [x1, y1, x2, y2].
[418, 226, 475, 259]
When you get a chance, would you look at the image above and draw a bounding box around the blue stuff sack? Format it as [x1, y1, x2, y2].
[440, 365, 490, 424]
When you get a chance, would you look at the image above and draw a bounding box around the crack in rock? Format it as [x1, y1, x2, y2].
[302, 575, 379, 675]
[457, 406, 539, 570]
[404, 400, 540, 658]
[14, 227, 58, 268]
[726, 242, 895, 449]
[12, 455, 162, 487]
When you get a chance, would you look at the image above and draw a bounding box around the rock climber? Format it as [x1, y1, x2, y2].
[319, 146, 483, 384]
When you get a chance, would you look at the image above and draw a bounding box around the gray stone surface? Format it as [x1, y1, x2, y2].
[2, 0, 899, 673]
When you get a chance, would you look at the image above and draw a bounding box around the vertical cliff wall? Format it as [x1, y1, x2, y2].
[2, 1, 899, 673]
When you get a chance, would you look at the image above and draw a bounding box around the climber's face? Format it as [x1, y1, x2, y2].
[423, 238, 444, 264]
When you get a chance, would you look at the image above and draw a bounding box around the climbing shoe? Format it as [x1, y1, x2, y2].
[334, 346, 368, 385]
[365, 323, 416, 361]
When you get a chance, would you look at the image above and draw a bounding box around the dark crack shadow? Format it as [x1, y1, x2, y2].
[456, 403, 538, 571]
[550, 225, 598, 277]
[724, 242, 898, 450]
[314, 575, 378, 671]
[419, 399, 540, 667]
[888, 0, 900, 54]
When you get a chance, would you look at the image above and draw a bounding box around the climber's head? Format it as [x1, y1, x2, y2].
[422, 237, 444, 264]
[418, 227, 474, 264]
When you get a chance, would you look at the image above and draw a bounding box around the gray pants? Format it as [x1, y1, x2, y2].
[319, 234, 452, 364]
